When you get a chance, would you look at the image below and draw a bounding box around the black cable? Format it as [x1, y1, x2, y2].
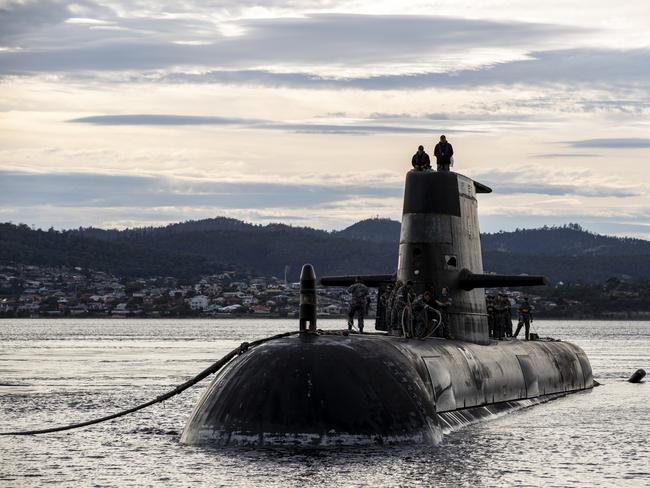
[0, 330, 299, 436]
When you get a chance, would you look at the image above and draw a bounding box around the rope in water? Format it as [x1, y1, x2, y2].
[0, 330, 299, 436]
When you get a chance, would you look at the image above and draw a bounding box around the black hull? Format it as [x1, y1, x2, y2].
[181, 333, 593, 447]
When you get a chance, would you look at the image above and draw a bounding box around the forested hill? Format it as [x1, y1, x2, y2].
[481, 224, 650, 256]
[2, 219, 650, 282]
[335, 218, 401, 242]
[70, 219, 395, 279]
[0, 223, 221, 279]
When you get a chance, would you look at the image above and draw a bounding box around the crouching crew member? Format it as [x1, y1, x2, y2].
[411, 145, 432, 171]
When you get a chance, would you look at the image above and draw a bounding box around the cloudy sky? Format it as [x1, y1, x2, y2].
[1, 1, 650, 237]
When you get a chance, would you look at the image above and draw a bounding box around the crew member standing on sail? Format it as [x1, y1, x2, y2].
[434, 135, 454, 171]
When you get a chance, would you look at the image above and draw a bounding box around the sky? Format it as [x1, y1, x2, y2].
[1, 1, 650, 237]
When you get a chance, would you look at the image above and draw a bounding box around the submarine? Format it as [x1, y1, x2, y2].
[181, 169, 594, 446]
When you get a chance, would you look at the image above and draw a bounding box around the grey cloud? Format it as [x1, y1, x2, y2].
[425, 113, 537, 122]
[160, 48, 650, 90]
[0, 0, 70, 43]
[70, 114, 260, 125]
[367, 112, 542, 123]
[0, 171, 403, 209]
[3, 8, 649, 95]
[1, 167, 641, 222]
[0, 13, 576, 73]
[577, 100, 650, 114]
[490, 183, 640, 198]
[479, 215, 650, 238]
[68, 113, 477, 134]
[531, 153, 602, 158]
[475, 169, 642, 198]
[566, 138, 650, 149]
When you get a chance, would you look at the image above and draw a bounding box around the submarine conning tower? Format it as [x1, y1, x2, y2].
[395, 169, 548, 344]
[399, 170, 491, 344]
[320, 169, 548, 343]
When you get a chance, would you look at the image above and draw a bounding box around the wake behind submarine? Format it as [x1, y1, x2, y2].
[181, 169, 594, 446]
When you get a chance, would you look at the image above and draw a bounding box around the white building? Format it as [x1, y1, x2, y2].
[190, 295, 209, 311]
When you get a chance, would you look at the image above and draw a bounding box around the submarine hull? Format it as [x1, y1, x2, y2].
[181, 334, 593, 447]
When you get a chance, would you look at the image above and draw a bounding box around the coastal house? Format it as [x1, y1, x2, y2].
[251, 305, 271, 315]
[323, 304, 342, 315]
[0, 298, 17, 313]
[190, 295, 209, 311]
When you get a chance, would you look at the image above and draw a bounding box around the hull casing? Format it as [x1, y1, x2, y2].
[181, 334, 593, 446]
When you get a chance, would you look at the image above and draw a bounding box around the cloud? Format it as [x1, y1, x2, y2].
[0, 168, 405, 230]
[531, 153, 602, 158]
[70, 114, 259, 126]
[479, 214, 650, 240]
[3, 159, 643, 215]
[1, 166, 643, 220]
[4, 8, 648, 95]
[576, 99, 650, 114]
[0, 170, 403, 209]
[157, 48, 650, 91]
[67, 113, 479, 134]
[0, 0, 71, 43]
[474, 167, 644, 198]
[2, 168, 649, 236]
[0, 13, 578, 76]
[565, 138, 650, 149]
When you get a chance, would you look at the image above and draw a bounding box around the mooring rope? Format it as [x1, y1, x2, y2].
[0, 330, 299, 436]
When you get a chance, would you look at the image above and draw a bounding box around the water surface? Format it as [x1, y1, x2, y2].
[1, 319, 648, 487]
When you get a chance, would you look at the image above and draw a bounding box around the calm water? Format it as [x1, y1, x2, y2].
[1, 319, 648, 487]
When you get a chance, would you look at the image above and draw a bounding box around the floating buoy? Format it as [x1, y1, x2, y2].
[628, 369, 646, 383]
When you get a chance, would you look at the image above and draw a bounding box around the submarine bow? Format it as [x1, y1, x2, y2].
[181, 334, 440, 446]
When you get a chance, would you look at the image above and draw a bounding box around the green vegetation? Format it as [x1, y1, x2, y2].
[0, 223, 223, 279]
[2, 219, 650, 284]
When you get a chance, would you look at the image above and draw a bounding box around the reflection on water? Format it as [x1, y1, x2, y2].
[1, 319, 649, 487]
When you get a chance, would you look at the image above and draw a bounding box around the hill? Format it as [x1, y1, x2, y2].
[72, 220, 393, 279]
[335, 218, 401, 242]
[0, 223, 224, 279]
[481, 224, 650, 256]
[2, 219, 650, 283]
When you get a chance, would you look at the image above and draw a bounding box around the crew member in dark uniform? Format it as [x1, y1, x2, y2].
[412, 288, 438, 337]
[411, 145, 431, 171]
[486, 294, 496, 338]
[393, 281, 415, 335]
[401, 281, 416, 334]
[388, 280, 403, 330]
[377, 283, 392, 330]
[494, 293, 511, 340]
[504, 294, 512, 339]
[514, 296, 534, 340]
[347, 278, 369, 333]
[434, 135, 454, 171]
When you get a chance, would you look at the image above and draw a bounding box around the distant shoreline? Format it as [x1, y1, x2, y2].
[2, 315, 649, 321]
